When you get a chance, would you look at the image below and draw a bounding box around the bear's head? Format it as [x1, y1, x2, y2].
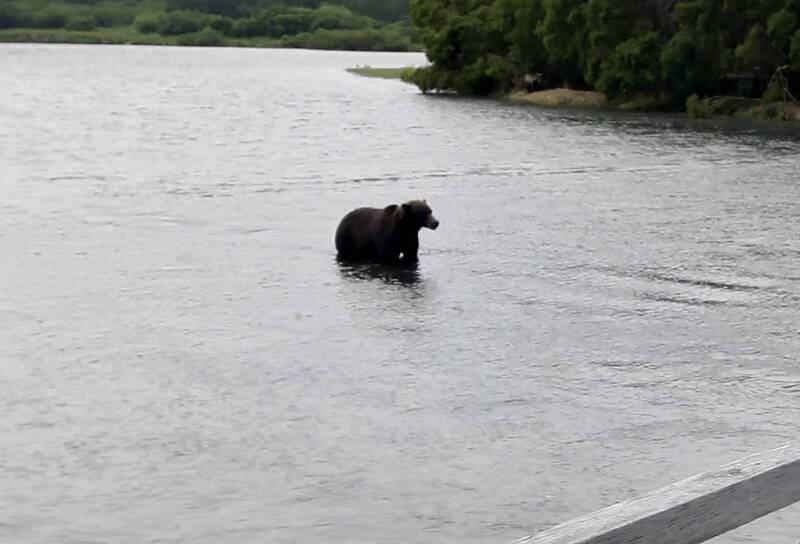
[401, 200, 439, 230]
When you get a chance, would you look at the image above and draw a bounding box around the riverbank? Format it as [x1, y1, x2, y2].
[358, 69, 800, 125]
[0, 27, 222, 47]
[686, 95, 800, 123]
[350, 66, 800, 126]
[509, 89, 607, 109]
[510, 88, 800, 124]
[358, 62, 800, 125]
[0, 27, 421, 51]
[346, 66, 416, 80]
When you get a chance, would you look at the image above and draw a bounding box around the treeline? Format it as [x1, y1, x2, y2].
[162, 0, 410, 21]
[409, 0, 800, 108]
[0, 0, 419, 50]
[0, 0, 142, 30]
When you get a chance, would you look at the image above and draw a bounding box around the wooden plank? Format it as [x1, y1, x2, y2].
[510, 443, 800, 544]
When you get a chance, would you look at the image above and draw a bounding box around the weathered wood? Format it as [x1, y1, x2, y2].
[510, 443, 800, 544]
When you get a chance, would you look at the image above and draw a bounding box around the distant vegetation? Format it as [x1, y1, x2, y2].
[408, 0, 800, 115]
[0, 0, 421, 50]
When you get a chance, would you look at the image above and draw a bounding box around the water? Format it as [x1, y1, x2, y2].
[1, 44, 799, 544]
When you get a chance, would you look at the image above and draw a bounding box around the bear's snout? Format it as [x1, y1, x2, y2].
[426, 215, 440, 230]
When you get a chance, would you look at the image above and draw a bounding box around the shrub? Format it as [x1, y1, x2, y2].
[685, 94, 713, 118]
[762, 81, 785, 103]
[309, 5, 375, 31]
[133, 12, 161, 33]
[408, 65, 455, 93]
[281, 28, 413, 52]
[206, 15, 232, 34]
[157, 10, 206, 35]
[229, 7, 312, 38]
[597, 32, 663, 100]
[409, 66, 433, 93]
[270, 9, 313, 37]
[227, 18, 251, 38]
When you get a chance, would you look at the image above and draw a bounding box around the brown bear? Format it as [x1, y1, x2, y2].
[335, 199, 439, 264]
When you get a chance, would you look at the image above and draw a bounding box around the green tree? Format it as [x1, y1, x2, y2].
[538, 0, 589, 87]
[408, 0, 800, 104]
[342, 0, 409, 21]
[310, 5, 375, 31]
[166, 0, 244, 18]
[133, 12, 161, 33]
[736, 24, 779, 73]
[597, 31, 663, 99]
[493, 0, 548, 79]
[660, 0, 726, 103]
[584, 0, 656, 86]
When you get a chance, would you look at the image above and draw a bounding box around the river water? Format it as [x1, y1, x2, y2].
[1, 44, 799, 544]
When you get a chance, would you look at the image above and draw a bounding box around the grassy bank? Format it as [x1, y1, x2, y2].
[509, 87, 800, 124]
[346, 66, 416, 80]
[0, 26, 283, 47]
[686, 95, 800, 123]
[509, 89, 607, 109]
[0, 27, 170, 45]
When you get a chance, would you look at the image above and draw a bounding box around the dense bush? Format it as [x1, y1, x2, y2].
[206, 15, 233, 34]
[686, 94, 711, 118]
[596, 32, 662, 100]
[133, 12, 160, 33]
[225, 5, 382, 39]
[282, 27, 414, 51]
[309, 4, 376, 31]
[228, 7, 311, 38]
[156, 10, 206, 35]
[410, 0, 800, 104]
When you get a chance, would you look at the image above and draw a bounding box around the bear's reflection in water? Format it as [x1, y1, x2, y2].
[336, 259, 421, 287]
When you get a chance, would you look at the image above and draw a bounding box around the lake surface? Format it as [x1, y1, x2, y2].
[1, 43, 799, 544]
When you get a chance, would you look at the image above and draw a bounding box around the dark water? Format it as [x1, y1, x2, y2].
[1, 44, 799, 544]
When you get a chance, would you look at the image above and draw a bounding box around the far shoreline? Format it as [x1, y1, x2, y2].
[350, 66, 800, 126]
[0, 28, 423, 52]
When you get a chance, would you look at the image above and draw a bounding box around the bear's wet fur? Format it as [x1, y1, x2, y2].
[335, 200, 439, 265]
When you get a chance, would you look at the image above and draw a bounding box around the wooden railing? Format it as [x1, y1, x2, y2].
[509, 443, 800, 544]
